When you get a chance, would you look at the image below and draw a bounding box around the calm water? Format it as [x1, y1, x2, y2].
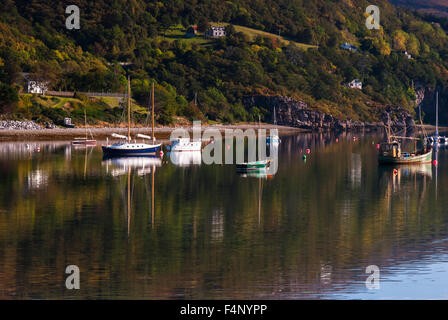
[1, 133, 448, 299]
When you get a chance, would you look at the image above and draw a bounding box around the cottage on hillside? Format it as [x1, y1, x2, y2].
[340, 42, 358, 52]
[402, 50, 412, 59]
[186, 25, 198, 37]
[205, 26, 226, 38]
[20, 73, 49, 94]
[346, 79, 362, 89]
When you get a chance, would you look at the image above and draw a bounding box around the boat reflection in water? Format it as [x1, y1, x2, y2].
[379, 163, 433, 216]
[168, 151, 202, 167]
[102, 156, 162, 176]
[380, 163, 432, 188]
[102, 155, 162, 235]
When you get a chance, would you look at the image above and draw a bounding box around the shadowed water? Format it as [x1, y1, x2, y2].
[0, 133, 447, 299]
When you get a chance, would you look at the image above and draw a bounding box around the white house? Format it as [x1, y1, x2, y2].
[20, 73, 49, 94]
[346, 79, 362, 89]
[205, 26, 226, 38]
[27, 80, 49, 94]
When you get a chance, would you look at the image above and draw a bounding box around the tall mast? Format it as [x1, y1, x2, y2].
[152, 82, 155, 144]
[436, 91, 439, 137]
[387, 113, 391, 143]
[127, 75, 131, 142]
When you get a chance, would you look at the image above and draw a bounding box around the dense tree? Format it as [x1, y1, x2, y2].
[1, 0, 448, 124]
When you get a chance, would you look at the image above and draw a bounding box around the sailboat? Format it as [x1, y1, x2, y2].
[427, 91, 448, 146]
[267, 106, 280, 146]
[72, 109, 97, 145]
[378, 111, 432, 164]
[102, 77, 161, 156]
[237, 115, 271, 172]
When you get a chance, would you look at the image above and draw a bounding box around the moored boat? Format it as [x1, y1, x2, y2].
[267, 106, 281, 146]
[378, 109, 432, 165]
[102, 141, 161, 156]
[73, 138, 97, 146]
[72, 109, 97, 146]
[236, 159, 271, 172]
[378, 141, 432, 164]
[170, 138, 201, 151]
[102, 77, 161, 157]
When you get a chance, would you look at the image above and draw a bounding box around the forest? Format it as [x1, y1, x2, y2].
[1, 0, 448, 125]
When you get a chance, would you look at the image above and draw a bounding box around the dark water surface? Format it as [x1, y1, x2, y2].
[1, 133, 448, 299]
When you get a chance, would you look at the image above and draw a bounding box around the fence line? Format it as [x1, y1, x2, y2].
[45, 91, 126, 98]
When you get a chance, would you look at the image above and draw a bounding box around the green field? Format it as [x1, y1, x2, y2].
[161, 23, 317, 49]
[217, 23, 318, 49]
[160, 25, 212, 45]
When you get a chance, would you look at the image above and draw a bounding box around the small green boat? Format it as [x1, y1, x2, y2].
[236, 160, 271, 172]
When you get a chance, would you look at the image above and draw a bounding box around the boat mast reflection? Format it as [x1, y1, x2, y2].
[102, 156, 162, 234]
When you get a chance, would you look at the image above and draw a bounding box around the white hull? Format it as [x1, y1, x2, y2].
[170, 139, 201, 152]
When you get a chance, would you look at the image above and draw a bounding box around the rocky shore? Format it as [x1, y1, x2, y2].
[0, 120, 44, 130]
[243, 95, 416, 132]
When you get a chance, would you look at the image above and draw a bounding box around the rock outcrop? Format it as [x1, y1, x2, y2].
[243, 95, 415, 132]
[417, 87, 448, 126]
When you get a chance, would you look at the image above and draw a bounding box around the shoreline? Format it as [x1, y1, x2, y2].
[0, 123, 306, 141]
[0, 122, 445, 142]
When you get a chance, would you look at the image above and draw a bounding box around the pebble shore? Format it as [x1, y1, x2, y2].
[0, 120, 44, 130]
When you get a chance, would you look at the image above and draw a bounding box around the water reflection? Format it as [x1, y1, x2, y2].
[168, 151, 201, 167]
[103, 156, 162, 176]
[0, 134, 447, 299]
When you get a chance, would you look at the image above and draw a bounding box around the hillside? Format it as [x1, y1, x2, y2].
[1, 0, 448, 126]
[391, 0, 448, 17]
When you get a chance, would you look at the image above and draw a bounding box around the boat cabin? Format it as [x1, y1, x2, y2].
[379, 141, 401, 158]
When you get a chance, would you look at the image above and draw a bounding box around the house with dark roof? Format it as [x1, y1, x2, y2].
[340, 42, 358, 52]
[186, 25, 198, 37]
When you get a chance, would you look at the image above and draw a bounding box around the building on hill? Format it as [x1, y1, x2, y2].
[340, 42, 358, 52]
[205, 26, 226, 38]
[402, 51, 412, 59]
[20, 73, 49, 94]
[186, 25, 198, 37]
[346, 79, 362, 89]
